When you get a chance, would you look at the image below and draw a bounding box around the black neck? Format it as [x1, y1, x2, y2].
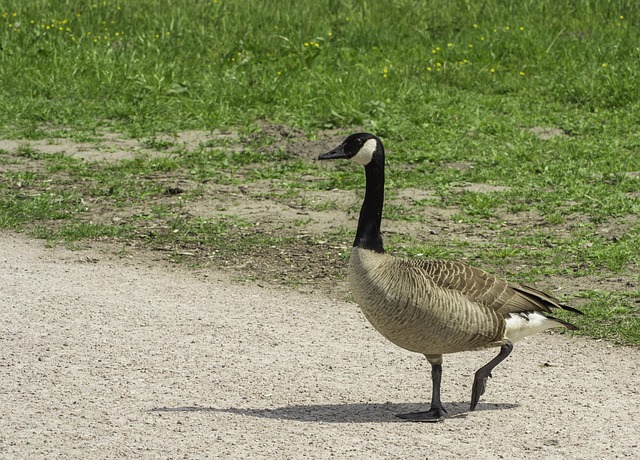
[353, 156, 385, 253]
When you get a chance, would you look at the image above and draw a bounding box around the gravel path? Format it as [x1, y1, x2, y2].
[1, 234, 639, 459]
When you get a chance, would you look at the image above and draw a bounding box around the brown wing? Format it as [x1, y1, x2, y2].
[414, 259, 582, 317]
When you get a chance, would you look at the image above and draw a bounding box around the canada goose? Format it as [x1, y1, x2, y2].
[318, 133, 582, 422]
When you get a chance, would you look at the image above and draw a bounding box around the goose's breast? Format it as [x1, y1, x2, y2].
[348, 248, 506, 354]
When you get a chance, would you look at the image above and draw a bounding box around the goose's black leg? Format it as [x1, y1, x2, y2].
[397, 362, 447, 422]
[470, 341, 514, 410]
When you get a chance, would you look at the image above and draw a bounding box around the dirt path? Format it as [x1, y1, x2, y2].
[1, 233, 638, 459]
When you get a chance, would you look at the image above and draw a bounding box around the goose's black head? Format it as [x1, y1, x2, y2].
[318, 133, 383, 166]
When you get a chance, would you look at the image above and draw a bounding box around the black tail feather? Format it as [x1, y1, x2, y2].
[516, 284, 584, 316]
[544, 313, 580, 331]
[557, 303, 584, 316]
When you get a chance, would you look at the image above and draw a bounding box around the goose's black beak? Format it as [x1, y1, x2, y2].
[318, 144, 348, 161]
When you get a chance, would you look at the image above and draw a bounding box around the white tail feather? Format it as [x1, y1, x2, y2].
[505, 312, 565, 342]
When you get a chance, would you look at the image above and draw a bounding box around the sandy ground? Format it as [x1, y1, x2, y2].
[1, 233, 639, 459]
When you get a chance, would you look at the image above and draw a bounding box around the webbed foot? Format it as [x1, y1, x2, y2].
[470, 372, 492, 410]
[397, 405, 447, 423]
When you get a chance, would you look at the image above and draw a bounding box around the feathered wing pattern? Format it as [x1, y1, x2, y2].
[413, 259, 582, 319]
[510, 284, 583, 314]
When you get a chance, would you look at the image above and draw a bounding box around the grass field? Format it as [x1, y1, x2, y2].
[1, 1, 639, 344]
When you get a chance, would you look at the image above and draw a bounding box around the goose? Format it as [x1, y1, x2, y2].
[318, 132, 582, 422]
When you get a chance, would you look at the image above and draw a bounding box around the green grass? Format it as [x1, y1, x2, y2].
[30, 221, 131, 241]
[558, 290, 640, 345]
[0, 0, 638, 345]
[1, 1, 639, 134]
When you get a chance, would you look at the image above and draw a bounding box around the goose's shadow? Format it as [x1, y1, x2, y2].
[150, 401, 519, 423]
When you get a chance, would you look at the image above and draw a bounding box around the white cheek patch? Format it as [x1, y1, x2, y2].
[351, 139, 377, 165]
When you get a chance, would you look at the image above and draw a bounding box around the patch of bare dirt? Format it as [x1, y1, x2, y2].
[151, 129, 241, 153]
[444, 161, 475, 171]
[452, 183, 512, 193]
[0, 136, 150, 162]
[527, 126, 571, 140]
[389, 188, 437, 203]
[188, 185, 359, 238]
[257, 122, 356, 161]
[0, 129, 238, 162]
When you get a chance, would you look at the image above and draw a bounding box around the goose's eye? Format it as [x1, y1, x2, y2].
[354, 138, 364, 147]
